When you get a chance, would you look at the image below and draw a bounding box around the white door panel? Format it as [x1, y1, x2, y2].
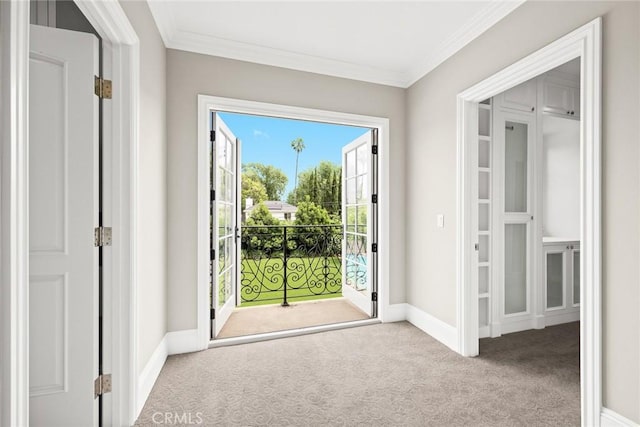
[29, 24, 99, 426]
[342, 131, 374, 317]
[212, 114, 239, 338]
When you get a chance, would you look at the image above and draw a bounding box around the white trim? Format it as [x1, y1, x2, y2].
[1, 0, 141, 424]
[197, 95, 391, 350]
[136, 335, 168, 419]
[208, 319, 381, 349]
[381, 303, 407, 323]
[0, 1, 30, 425]
[544, 311, 580, 327]
[456, 18, 602, 426]
[601, 408, 640, 427]
[148, 1, 524, 88]
[405, 0, 526, 86]
[166, 329, 202, 356]
[405, 305, 458, 352]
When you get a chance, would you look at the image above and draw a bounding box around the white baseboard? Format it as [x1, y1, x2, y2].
[136, 335, 168, 419]
[166, 328, 202, 355]
[405, 304, 458, 352]
[544, 310, 580, 327]
[601, 408, 640, 427]
[382, 303, 408, 322]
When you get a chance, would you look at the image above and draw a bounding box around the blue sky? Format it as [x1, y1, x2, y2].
[219, 112, 369, 198]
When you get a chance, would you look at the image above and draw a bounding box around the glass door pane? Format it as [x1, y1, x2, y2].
[546, 252, 564, 309]
[504, 224, 527, 314]
[573, 250, 580, 305]
[504, 121, 528, 212]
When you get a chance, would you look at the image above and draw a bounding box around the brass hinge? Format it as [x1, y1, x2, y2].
[94, 227, 112, 247]
[94, 76, 112, 99]
[94, 374, 112, 398]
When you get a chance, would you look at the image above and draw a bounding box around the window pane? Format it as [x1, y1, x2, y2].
[573, 251, 580, 305]
[356, 143, 368, 176]
[357, 206, 367, 235]
[346, 150, 356, 178]
[505, 121, 528, 212]
[546, 252, 563, 309]
[346, 178, 356, 204]
[356, 176, 367, 203]
[504, 224, 527, 314]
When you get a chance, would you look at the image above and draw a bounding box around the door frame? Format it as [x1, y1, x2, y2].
[0, 1, 140, 425]
[197, 95, 390, 348]
[456, 18, 601, 425]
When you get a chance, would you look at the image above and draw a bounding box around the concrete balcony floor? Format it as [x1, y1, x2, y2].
[217, 297, 369, 339]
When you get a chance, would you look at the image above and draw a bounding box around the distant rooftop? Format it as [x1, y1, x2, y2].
[244, 201, 297, 213]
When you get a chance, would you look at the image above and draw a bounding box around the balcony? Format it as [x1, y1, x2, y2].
[217, 224, 369, 338]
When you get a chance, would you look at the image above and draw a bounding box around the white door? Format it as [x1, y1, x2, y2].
[342, 131, 375, 317]
[496, 111, 535, 325]
[211, 113, 239, 337]
[29, 25, 99, 426]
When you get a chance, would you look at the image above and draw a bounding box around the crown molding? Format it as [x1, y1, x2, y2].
[148, 0, 525, 89]
[405, 0, 526, 87]
[170, 29, 408, 87]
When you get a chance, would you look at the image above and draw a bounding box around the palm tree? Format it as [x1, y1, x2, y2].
[290, 137, 305, 203]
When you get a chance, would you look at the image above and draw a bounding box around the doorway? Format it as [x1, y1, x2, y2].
[207, 111, 378, 339]
[456, 18, 601, 425]
[197, 96, 391, 347]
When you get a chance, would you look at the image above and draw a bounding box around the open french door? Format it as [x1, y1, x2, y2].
[29, 25, 100, 426]
[210, 113, 240, 338]
[342, 130, 377, 317]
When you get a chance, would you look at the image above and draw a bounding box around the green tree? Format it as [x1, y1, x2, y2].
[293, 197, 340, 256]
[241, 174, 267, 210]
[243, 163, 288, 201]
[245, 203, 282, 255]
[294, 197, 337, 226]
[287, 161, 342, 216]
[290, 137, 305, 203]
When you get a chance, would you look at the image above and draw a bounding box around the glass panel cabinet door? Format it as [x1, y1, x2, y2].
[504, 224, 527, 314]
[573, 250, 580, 305]
[546, 251, 564, 309]
[504, 121, 528, 212]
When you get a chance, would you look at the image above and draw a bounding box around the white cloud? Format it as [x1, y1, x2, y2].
[253, 129, 269, 138]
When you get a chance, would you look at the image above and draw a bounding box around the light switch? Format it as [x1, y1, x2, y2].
[437, 214, 445, 228]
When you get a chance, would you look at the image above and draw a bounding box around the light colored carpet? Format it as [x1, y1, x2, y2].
[217, 298, 370, 338]
[135, 322, 580, 426]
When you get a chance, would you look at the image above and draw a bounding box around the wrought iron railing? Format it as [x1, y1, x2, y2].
[240, 225, 343, 306]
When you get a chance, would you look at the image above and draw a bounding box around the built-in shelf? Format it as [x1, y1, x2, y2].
[478, 262, 490, 267]
[479, 293, 490, 299]
[478, 135, 491, 142]
[478, 231, 489, 236]
[478, 167, 491, 173]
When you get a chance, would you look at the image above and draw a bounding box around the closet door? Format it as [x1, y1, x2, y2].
[497, 112, 535, 320]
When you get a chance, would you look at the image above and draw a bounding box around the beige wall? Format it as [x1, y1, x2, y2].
[120, 1, 168, 372]
[166, 50, 406, 332]
[405, 1, 640, 421]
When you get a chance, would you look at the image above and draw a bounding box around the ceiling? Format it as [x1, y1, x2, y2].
[148, 1, 525, 88]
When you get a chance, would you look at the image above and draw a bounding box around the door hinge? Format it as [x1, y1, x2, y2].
[210, 130, 216, 142]
[94, 76, 112, 99]
[210, 249, 215, 261]
[210, 308, 216, 320]
[371, 291, 378, 302]
[371, 145, 378, 155]
[371, 194, 378, 203]
[94, 374, 112, 398]
[371, 243, 378, 253]
[211, 189, 216, 201]
[94, 227, 112, 247]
